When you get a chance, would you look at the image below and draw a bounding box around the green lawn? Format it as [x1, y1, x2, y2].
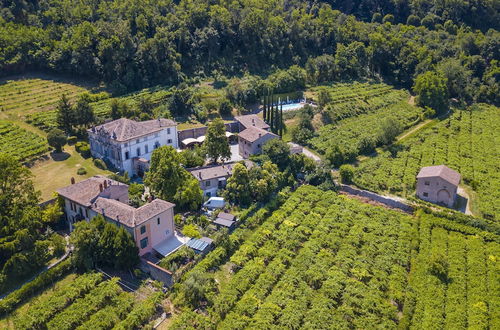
[30, 144, 112, 201]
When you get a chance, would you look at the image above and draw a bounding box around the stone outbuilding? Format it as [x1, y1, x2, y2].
[416, 165, 461, 208]
[238, 126, 278, 158]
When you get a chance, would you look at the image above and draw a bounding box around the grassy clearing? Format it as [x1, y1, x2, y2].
[30, 144, 112, 201]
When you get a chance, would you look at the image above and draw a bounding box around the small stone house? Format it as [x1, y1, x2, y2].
[416, 165, 461, 208]
[57, 175, 181, 256]
[234, 114, 270, 132]
[238, 126, 279, 158]
[188, 161, 253, 197]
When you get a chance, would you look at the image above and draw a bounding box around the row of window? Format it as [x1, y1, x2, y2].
[69, 201, 89, 218]
[124, 140, 172, 160]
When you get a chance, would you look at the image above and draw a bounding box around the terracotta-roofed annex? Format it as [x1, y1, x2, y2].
[417, 165, 461, 186]
[56, 175, 128, 207]
[188, 161, 253, 181]
[238, 126, 278, 143]
[92, 197, 175, 227]
[57, 175, 175, 228]
[90, 118, 177, 142]
[234, 114, 270, 130]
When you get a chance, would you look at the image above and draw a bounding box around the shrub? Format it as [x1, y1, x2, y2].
[75, 141, 91, 158]
[77, 167, 87, 175]
[182, 224, 201, 238]
[79, 145, 91, 158]
[339, 164, 355, 184]
[67, 136, 78, 145]
[93, 158, 107, 170]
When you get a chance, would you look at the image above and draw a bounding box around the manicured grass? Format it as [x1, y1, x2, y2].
[30, 144, 112, 201]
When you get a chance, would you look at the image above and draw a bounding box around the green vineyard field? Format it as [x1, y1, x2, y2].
[0, 77, 90, 117]
[0, 121, 48, 161]
[170, 186, 499, 329]
[404, 211, 499, 329]
[27, 88, 172, 132]
[305, 83, 421, 158]
[354, 104, 500, 220]
[6, 272, 161, 330]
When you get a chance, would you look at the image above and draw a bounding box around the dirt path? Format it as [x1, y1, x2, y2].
[397, 119, 433, 142]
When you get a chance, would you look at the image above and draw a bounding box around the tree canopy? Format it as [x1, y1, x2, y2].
[202, 118, 230, 164]
[145, 146, 202, 211]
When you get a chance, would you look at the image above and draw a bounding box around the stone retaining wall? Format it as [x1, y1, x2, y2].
[339, 184, 414, 213]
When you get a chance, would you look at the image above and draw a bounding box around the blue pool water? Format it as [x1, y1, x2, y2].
[280, 103, 305, 111]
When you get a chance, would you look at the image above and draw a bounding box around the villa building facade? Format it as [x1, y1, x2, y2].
[88, 118, 178, 176]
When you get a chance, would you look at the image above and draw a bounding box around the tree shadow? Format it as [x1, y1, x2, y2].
[50, 151, 70, 161]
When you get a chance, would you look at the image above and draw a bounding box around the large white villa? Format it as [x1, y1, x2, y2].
[88, 118, 178, 176]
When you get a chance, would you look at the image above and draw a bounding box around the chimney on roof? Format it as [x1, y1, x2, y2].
[198, 172, 202, 179]
[99, 183, 103, 192]
[103, 180, 108, 189]
[258, 133, 262, 138]
[148, 195, 153, 203]
[71, 177, 75, 185]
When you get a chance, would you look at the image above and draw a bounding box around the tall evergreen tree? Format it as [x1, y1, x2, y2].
[270, 96, 274, 132]
[74, 94, 95, 126]
[110, 99, 122, 119]
[262, 97, 267, 123]
[56, 94, 74, 134]
[280, 103, 284, 137]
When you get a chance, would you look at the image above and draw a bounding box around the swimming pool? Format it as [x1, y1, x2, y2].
[280, 103, 305, 111]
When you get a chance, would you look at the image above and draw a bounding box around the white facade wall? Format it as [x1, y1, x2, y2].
[89, 126, 178, 175]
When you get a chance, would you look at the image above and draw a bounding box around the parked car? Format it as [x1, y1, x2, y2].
[203, 197, 226, 210]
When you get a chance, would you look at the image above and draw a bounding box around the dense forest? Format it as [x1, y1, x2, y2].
[1, 0, 498, 104]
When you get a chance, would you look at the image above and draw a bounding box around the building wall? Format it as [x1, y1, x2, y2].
[89, 126, 178, 175]
[238, 134, 277, 158]
[134, 208, 175, 256]
[416, 177, 458, 207]
[198, 177, 228, 197]
[178, 122, 238, 143]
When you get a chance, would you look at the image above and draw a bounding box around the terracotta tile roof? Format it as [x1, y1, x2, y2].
[217, 212, 235, 221]
[188, 161, 253, 181]
[238, 126, 278, 143]
[89, 118, 176, 142]
[92, 198, 175, 227]
[56, 175, 126, 207]
[234, 114, 270, 130]
[92, 197, 135, 226]
[417, 165, 461, 186]
[57, 175, 175, 227]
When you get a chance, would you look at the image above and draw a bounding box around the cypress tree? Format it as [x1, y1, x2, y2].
[280, 103, 284, 137]
[262, 97, 267, 123]
[270, 95, 274, 132]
